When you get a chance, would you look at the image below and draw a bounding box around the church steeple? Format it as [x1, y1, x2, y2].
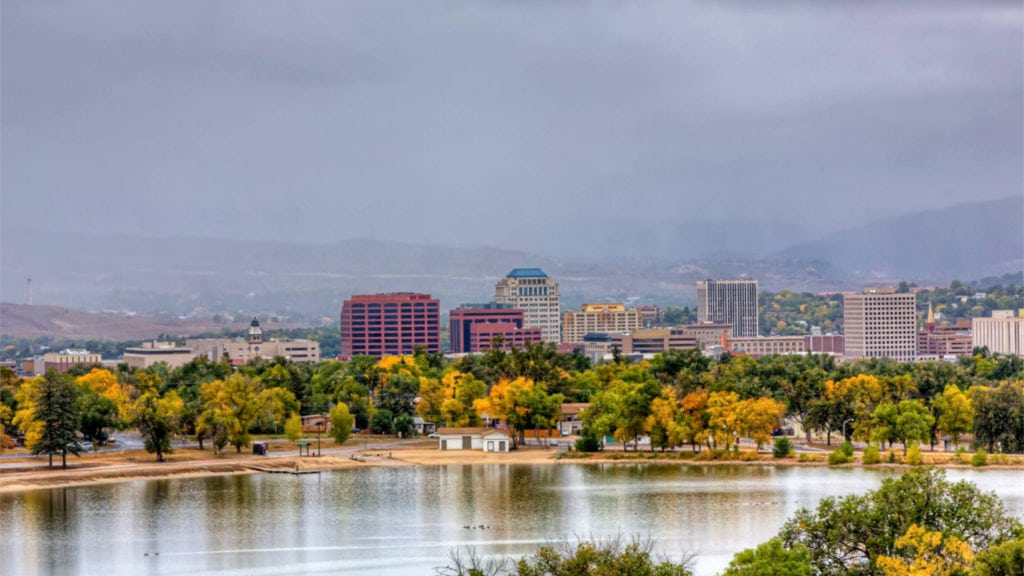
[925, 302, 935, 333]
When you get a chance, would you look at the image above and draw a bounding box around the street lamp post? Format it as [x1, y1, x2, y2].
[842, 418, 854, 443]
[316, 419, 322, 457]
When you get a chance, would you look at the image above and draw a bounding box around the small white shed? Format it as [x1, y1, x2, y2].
[437, 427, 511, 452]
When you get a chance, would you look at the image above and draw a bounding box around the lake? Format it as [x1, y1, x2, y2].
[2, 464, 1022, 576]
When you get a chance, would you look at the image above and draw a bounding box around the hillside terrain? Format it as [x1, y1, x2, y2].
[0, 303, 298, 341]
[776, 196, 1023, 281]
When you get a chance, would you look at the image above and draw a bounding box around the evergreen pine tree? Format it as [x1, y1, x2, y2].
[32, 371, 83, 468]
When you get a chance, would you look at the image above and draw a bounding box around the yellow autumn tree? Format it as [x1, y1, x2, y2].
[737, 397, 787, 451]
[707, 391, 740, 449]
[440, 370, 486, 427]
[75, 368, 135, 421]
[200, 373, 296, 453]
[679, 389, 710, 451]
[416, 376, 445, 424]
[474, 376, 533, 446]
[645, 388, 684, 451]
[12, 376, 44, 449]
[876, 524, 974, 576]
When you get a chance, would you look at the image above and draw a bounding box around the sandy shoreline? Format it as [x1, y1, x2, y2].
[3, 440, 1021, 494]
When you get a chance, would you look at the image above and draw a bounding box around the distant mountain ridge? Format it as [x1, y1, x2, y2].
[775, 196, 1023, 282]
[1, 198, 1019, 321]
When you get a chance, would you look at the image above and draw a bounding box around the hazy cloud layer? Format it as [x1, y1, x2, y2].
[3, 1, 1021, 257]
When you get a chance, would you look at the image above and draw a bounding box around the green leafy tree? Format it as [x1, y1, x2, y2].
[329, 403, 353, 443]
[778, 469, 1021, 576]
[971, 382, 1024, 453]
[370, 409, 394, 435]
[378, 373, 419, 417]
[933, 385, 973, 449]
[972, 538, 1024, 576]
[724, 538, 813, 576]
[131, 391, 183, 462]
[32, 371, 83, 468]
[77, 392, 117, 447]
[872, 400, 934, 455]
[394, 413, 415, 438]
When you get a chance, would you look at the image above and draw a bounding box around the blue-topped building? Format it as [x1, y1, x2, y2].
[506, 268, 548, 279]
[495, 268, 561, 343]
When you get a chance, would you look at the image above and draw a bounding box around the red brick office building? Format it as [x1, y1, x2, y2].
[340, 293, 440, 360]
[449, 303, 542, 353]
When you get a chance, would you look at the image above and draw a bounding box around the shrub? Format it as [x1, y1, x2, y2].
[862, 445, 881, 465]
[906, 445, 923, 466]
[574, 433, 602, 453]
[827, 448, 850, 466]
[972, 449, 989, 467]
[773, 437, 793, 459]
[888, 449, 898, 464]
[839, 441, 854, 458]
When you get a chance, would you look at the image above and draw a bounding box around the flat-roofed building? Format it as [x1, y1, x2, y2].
[340, 293, 440, 360]
[582, 332, 624, 363]
[562, 303, 644, 344]
[123, 341, 196, 369]
[681, 323, 734, 351]
[843, 287, 916, 361]
[189, 319, 321, 365]
[22, 350, 102, 375]
[806, 334, 845, 355]
[613, 328, 699, 355]
[635, 305, 663, 327]
[726, 335, 807, 357]
[449, 303, 530, 353]
[495, 268, 560, 343]
[469, 322, 543, 352]
[973, 312, 1024, 357]
[697, 279, 759, 338]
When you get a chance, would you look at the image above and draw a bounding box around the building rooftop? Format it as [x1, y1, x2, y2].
[457, 302, 515, 310]
[506, 268, 548, 278]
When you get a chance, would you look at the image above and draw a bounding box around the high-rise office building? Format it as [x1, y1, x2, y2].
[339, 293, 440, 360]
[843, 287, 916, 361]
[494, 268, 561, 343]
[696, 279, 759, 338]
[972, 311, 1023, 357]
[448, 303, 542, 353]
[562, 303, 644, 344]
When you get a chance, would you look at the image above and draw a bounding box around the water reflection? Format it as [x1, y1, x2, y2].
[1, 465, 1021, 576]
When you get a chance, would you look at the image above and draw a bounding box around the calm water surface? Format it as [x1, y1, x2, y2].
[2, 465, 1022, 576]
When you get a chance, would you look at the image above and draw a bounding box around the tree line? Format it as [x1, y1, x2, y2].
[2, 343, 1023, 466]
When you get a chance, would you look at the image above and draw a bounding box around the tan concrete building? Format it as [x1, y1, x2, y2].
[188, 318, 320, 365]
[726, 336, 807, 357]
[612, 328, 699, 355]
[843, 287, 916, 361]
[495, 268, 561, 343]
[972, 312, 1024, 357]
[123, 341, 197, 369]
[562, 303, 644, 344]
[23, 349, 102, 375]
[681, 323, 734, 351]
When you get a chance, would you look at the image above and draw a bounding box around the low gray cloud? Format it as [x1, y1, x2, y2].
[2, 1, 1020, 257]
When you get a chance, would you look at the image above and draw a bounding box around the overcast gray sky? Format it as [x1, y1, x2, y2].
[2, 1, 1021, 256]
